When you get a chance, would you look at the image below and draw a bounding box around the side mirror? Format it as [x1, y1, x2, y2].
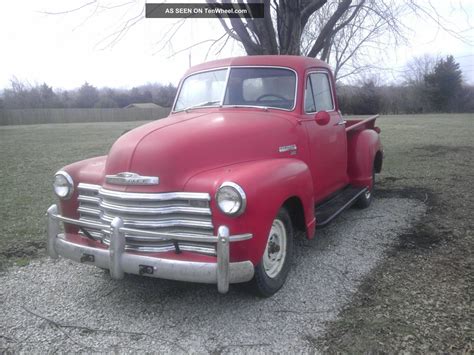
[315, 111, 330, 125]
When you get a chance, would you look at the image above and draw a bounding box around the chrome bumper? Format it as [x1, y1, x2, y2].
[47, 204, 254, 293]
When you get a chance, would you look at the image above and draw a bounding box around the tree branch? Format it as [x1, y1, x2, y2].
[38, 0, 97, 15]
[301, 0, 327, 28]
[307, 0, 353, 57]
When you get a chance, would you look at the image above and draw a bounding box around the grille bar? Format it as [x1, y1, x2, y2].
[78, 195, 100, 204]
[99, 188, 210, 201]
[77, 183, 215, 255]
[99, 200, 211, 215]
[101, 213, 214, 229]
[77, 206, 101, 216]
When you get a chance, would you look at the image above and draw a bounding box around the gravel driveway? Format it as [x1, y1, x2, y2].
[0, 198, 425, 353]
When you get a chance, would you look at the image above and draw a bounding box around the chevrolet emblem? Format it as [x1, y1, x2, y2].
[105, 172, 159, 185]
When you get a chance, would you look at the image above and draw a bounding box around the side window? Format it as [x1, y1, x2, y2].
[306, 72, 334, 112]
[304, 77, 316, 112]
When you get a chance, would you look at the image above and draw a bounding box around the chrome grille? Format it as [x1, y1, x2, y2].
[77, 183, 216, 255]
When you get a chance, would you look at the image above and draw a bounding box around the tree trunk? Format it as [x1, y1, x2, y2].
[277, 0, 303, 55]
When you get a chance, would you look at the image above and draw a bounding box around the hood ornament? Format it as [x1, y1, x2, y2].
[106, 172, 159, 185]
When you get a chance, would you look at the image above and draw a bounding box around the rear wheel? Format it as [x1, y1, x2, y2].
[251, 208, 293, 297]
[355, 167, 375, 209]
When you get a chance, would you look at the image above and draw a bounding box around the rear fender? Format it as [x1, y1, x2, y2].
[184, 159, 314, 265]
[347, 129, 381, 189]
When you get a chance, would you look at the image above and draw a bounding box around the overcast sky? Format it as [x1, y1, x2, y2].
[0, 0, 473, 91]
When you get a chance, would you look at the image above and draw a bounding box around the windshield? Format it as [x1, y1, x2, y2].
[174, 69, 227, 111]
[174, 67, 297, 111]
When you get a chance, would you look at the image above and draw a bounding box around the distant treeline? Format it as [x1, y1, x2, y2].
[0, 81, 177, 109]
[1, 55, 472, 115]
[338, 55, 474, 115]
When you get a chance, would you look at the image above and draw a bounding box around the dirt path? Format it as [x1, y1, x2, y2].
[0, 198, 424, 353]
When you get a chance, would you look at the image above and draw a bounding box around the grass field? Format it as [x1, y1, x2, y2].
[1, 113, 473, 351]
[321, 113, 474, 352]
[0, 121, 149, 266]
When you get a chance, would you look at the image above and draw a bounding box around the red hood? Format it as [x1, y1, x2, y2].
[104, 109, 298, 192]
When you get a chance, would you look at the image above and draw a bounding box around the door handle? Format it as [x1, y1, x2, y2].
[335, 120, 346, 126]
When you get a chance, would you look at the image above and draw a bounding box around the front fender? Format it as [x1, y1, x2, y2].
[57, 156, 107, 233]
[184, 158, 314, 265]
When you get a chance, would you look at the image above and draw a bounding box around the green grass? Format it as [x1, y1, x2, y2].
[0, 114, 473, 268]
[375, 113, 474, 182]
[0, 121, 149, 267]
[319, 113, 474, 352]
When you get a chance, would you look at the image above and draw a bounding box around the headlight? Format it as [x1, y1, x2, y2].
[216, 182, 246, 216]
[53, 171, 74, 199]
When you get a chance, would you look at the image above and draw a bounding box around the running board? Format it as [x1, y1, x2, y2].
[315, 186, 368, 228]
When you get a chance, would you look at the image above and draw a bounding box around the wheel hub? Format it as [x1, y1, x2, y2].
[268, 235, 281, 255]
[263, 219, 287, 278]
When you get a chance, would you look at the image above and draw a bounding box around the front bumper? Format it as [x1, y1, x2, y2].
[47, 204, 254, 293]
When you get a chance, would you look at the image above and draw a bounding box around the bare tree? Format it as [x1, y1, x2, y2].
[302, 0, 407, 81]
[42, 0, 473, 81]
[185, 0, 471, 80]
[205, 0, 472, 80]
[206, 0, 367, 57]
[398, 54, 439, 113]
[404, 54, 438, 85]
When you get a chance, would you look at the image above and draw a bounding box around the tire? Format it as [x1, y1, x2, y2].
[355, 167, 375, 209]
[250, 207, 294, 297]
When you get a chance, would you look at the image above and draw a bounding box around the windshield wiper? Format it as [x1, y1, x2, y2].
[184, 100, 221, 112]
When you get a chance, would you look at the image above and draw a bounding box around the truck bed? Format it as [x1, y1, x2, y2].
[345, 114, 379, 132]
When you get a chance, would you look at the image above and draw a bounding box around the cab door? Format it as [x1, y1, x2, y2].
[301, 70, 348, 203]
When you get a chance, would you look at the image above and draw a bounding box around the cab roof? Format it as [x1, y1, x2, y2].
[184, 55, 331, 76]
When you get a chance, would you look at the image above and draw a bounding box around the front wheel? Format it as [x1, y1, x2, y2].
[250, 208, 293, 297]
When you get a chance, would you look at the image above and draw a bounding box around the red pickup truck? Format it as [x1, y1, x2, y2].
[47, 56, 383, 297]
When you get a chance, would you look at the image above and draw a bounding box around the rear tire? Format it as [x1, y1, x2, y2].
[355, 168, 375, 209]
[250, 208, 293, 297]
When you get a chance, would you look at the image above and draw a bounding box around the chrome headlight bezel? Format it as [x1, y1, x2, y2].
[53, 170, 74, 199]
[215, 181, 246, 216]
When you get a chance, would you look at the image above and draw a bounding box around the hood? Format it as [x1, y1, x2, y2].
[104, 110, 298, 192]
